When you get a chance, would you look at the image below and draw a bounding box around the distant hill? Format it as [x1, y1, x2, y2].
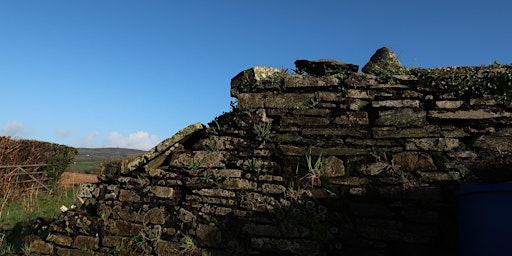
[66, 148, 146, 174]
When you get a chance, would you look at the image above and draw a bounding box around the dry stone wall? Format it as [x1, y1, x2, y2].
[32, 48, 512, 255]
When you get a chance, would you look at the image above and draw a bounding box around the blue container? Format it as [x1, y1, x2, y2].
[456, 182, 512, 256]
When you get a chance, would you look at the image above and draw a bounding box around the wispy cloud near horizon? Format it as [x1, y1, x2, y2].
[0, 121, 27, 137]
[103, 131, 158, 150]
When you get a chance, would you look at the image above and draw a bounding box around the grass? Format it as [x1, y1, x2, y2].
[0, 187, 77, 253]
[67, 148, 145, 174]
[1, 187, 77, 230]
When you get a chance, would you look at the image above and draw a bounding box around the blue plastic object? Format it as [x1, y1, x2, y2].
[456, 182, 512, 256]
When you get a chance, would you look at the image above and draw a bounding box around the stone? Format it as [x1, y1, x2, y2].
[281, 116, 330, 127]
[474, 134, 512, 152]
[156, 240, 181, 256]
[372, 126, 440, 138]
[362, 47, 405, 75]
[421, 172, 461, 182]
[360, 162, 390, 176]
[126, 122, 204, 172]
[435, 100, 464, 109]
[150, 186, 175, 199]
[284, 74, 340, 88]
[231, 66, 284, 96]
[261, 183, 286, 194]
[119, 189, 140, 202]
[72, 235, 99, 250]
[323, 156, 345, 177]
[371, 100, 420, 108]
[375, 108, 426, 127]
[196, 224, 222, 247]
[77, 183, 96, 198]
[334, 112, 369, 125]
[428, 109, 512, 119]
[194, 188, 236, 197]
[237, 92, 319, 109]
[223, 178, 257, 190]
[29, 239, 54, 255]
[145, 207, 166, 225]
[302, 127, 369, 137]
[346, 89, 374, 99]
[330, 177, 370, 186]
[392, 152, 437, 172]
[177, 208, 195, 223]
[294, 59, 358, 77]
[47, 234, 73, 247]
[405, 138, 460, 151]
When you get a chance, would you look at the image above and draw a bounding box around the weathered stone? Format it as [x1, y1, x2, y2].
[231, 66, 284, 96]
[334, 112, 369, 125]
[294, 59, 358, 77]
[317, 91, 343, 102]
[349, 187, 367, 195]
[237, 92, 318, 109]
[261, 183, 286, 194]
[47, 234, 73, 247]
[56, 247, 99, 256]
[330, 177, 370, 186]
[470, 98, 499, 105]
[241, 192, 280, 212]
[421, 172, 461, 182]
[196, 224, 222, 247]
[372, 100, 420, 108]
[156, 240, 181, 256]
[72, 235, 99, 250]
[30, 239, 53, 255]
[150, 186, 175, 199]
[392, 152, 436, 172]
[127, 122, 204, 172]
[345, 138, 400, 146]
[284, 74, 340, 88]
[104, 219, 131, 236]
[428, 109, 512, 119]
[302, 127, 369, 137]
[171, 151, 226, 169]
[362, 47, 406, 75]
[223, 178, 257, 190]
[372, 126, 440, 138]
[258, 174, 284, 182]
[279, 145, 368, 156]
[474, 134, 512, 152]
[323, 156, 345, 177]
[405, 138, 460, 151]
[360, 162, 390, 176]
[177, 208, 195, 223]
[145, 207, 166, 224]
[435, 100, 464, 109]
[119, 189, 140, 202]
[102, 236, 130, 248]
[348, 99, 369, 110]
[347, 89, 374, 99]
[77, 183, 96, 198]
[194, 188, 236, 197]
[375, 108, 426, 127]
[281, 116, 330, 127]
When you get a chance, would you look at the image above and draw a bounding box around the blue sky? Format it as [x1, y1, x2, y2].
[1, 1, 511, 150]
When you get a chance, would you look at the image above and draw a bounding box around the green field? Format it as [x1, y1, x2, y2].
[67, 148, 146, 174]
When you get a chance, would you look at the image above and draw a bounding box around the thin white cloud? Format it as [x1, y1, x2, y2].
[0, 121, 27, 136]
[56, 128, 73, 138]
[103, 131, 158, 150]
[81, 131, 99, 148]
